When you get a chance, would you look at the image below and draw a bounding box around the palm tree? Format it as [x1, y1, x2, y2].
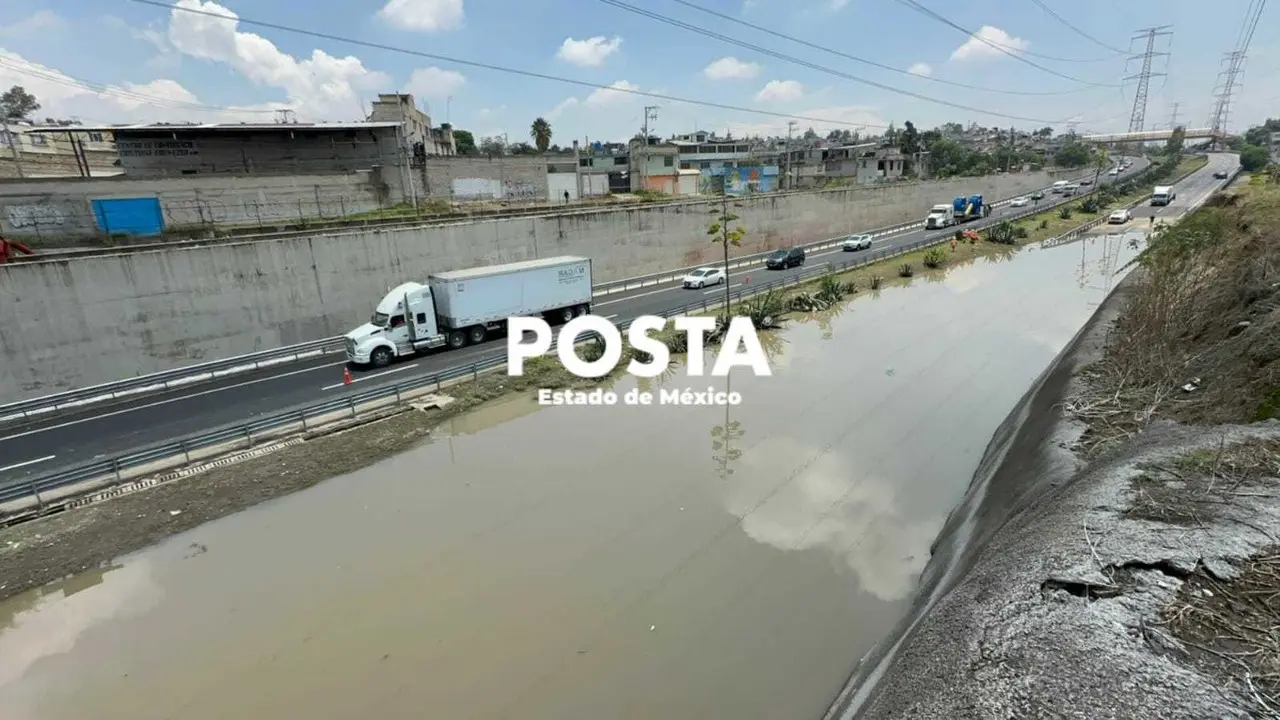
[530, 117, 552, 153]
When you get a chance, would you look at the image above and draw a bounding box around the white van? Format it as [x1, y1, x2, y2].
[1051, 180, 1069, 194]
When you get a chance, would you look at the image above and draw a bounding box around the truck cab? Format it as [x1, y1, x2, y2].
[344, 282, 443, 368]
[925, 204, 955, 229]
[1151, 185, 1175, 206]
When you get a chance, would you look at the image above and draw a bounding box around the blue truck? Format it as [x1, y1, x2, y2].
[953, 194, 992, 223]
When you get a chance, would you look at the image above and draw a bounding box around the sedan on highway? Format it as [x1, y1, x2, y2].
[1030, 191, 1045, 201]
[1009, 196, 1030, 207]
[1108, 208, 1131, 225]
[766, 247, 806, 270]
[841, 234, 873, 251]
[1213, 170, 1229, 179]
[682, 267, 726, 289]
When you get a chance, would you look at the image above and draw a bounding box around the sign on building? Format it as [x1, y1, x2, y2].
[116, 139, 200, 158]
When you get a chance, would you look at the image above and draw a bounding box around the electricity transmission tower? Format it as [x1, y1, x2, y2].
[1168, 102, 1181, 130]
[1208, 0, 1266, 146]
[1125, 26, 1172, 137]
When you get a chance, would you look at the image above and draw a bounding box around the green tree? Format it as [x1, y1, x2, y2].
[1244, 119, 1280, 148]
[900, 120, 921, 156]
[478, 135, 506, 155]
[707, 195, 746, 316]
[530, 117, 552, 152]
[0, 85, 39, 120]
[1239, 144, 1270, 171]
[452, 129, 477, 155]
[1054, 141, 1092, 168]
[509, 141, 538, 155]
[1091, 147, 1110, 191]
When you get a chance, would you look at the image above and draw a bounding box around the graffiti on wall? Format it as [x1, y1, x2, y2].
[5, 203, 66, 229]
[502, 180, 538, 201]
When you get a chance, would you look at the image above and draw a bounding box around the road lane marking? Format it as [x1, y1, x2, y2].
[0, 360, 349, 443]
[604, 314, 618, 320]
[322, 363, 418, 391]
[0, 455, 56, 473]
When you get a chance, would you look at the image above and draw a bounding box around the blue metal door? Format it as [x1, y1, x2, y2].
[91, 197, 164, 236]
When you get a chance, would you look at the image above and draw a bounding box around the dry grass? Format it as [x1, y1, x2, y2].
[1066, 183, 1280, 457]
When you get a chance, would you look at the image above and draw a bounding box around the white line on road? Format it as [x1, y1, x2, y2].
[322, 363, 418, 391]
[604, 314, 618, 320]
[0, 360, 349, 443]
[0, 455, 56, 473]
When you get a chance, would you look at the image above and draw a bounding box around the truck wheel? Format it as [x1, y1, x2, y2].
[447, 330, 467, 349]
[574, 305, 589, 317]
[371, 347, 393, 368]
[559, 307, 574, 324]
[468, 326, 487, 344]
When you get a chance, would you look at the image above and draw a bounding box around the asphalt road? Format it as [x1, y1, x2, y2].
[0, 159, 1173, 483]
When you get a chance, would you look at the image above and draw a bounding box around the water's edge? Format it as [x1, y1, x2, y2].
[823, 263, 1139, 718]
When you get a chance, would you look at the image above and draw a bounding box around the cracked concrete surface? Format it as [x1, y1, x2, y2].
[852, 421, 1280, 719]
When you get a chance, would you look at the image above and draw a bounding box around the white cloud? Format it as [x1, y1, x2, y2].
[405, 66, 465, 98]
[724, 105, 887, 139]
[585, 79, 640, 106]
[377, 0, 464, 32]
[754, 79, 804, 103]
[556, 36, 623, 67]
[166, 0, 390, 121]
[703, 56, 760, 80]
[949, 25, 1028, 61]
[907, 62, 932, 77]
[0, 10, 65, 38]
[0, 48, 270, 124]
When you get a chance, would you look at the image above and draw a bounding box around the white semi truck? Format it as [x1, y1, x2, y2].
[344, 255, 594, 368]
[924, 203, 955, 229]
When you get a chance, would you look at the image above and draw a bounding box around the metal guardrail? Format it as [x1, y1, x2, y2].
[2, 171, 1103, 423]
[0, 181, 1124, 511]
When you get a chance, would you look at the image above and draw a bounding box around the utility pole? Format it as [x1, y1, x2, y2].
[1208, 1, 1265, 149]
[784, 120, 798, 190]
[640, 105, 658, 191]
[1005, 125, 1015, 172]
[1125, 25, 1172, 152]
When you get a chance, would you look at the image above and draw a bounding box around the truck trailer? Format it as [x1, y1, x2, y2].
[953, 194, 991, 223]
[345, 255, 594, 368]
[1151, 185, 1176, 206]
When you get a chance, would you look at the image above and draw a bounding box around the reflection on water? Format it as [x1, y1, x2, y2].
[0, 233, 1140, 720]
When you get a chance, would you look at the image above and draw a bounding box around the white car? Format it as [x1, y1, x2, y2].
[1108, 168, 1119, 176]
[1009, 196, 1030, 207]
[841, 233, 873, 251]
[1108, 208, 1131, 224]
[682, 267, 726, 288]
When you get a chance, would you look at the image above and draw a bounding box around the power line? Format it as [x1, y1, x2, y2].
[892, 0, 1121, 67]
[1025, 0, 1129, 55]
[669, 0, 1088, 97]
[1208, 0, 1267, 139]
[595, 0, 1109, 124]
[123, 0, 893, 131]
[0, 56, 277, 115]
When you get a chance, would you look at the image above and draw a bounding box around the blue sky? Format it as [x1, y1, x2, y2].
[0, 0, 1276, 144]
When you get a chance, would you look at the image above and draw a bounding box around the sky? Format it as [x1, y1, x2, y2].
[0, 0, 1277, 145]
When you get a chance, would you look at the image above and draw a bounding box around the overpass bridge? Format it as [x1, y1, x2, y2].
[1081, 127, 1226, 144]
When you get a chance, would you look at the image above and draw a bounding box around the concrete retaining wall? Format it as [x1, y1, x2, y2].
[0, 171, 402, 242]
[0, 169, 1073, 400]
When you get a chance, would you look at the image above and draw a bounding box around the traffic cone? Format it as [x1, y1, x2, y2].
[343, 367, 353, 385]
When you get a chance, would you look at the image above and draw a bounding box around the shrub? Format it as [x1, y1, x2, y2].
[739, 289, 787, 328]
[1014, 225, 1029, 239]
[1038, 218, 1050, 230]
[789, 291, 832, 312]
[898, 263, 914, 278]
[1058, 206, 1073, 220]
[1080, 198, 1100, 214]
[816, 271, 848, 303]
[579, 335, 607, 362]
[870, 275, 883, 290]
[986, 220, 1016, 245]
[922, 247, 946, 268]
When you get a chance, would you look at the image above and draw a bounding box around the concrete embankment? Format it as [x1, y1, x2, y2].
[0, 170, 1066, 401]
[829, 176, 1280, 719]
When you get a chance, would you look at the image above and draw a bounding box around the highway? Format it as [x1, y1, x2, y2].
[0, 159, 1169, 483]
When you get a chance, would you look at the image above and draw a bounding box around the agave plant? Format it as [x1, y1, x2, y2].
[898, 263, 914, 278]
[739, 289, 788, 329]
[789, 291, 833, 312]
[921, 247, 946, 269]
[815, 272, 848, 303]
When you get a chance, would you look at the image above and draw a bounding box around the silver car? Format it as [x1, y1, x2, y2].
[841, 233, 873, 251]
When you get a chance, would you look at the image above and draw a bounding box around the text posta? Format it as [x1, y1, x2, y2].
[507, 315, 773, 378]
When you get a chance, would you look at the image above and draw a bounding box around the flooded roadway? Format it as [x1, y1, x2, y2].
[0, 230, 1143, 720]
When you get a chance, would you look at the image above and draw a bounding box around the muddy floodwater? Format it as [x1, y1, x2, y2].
[0, 232, 1142, 720]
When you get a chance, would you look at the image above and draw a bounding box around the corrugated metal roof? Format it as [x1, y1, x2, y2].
[24, 122, 401, 134]
[430, 256, 590, 281]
